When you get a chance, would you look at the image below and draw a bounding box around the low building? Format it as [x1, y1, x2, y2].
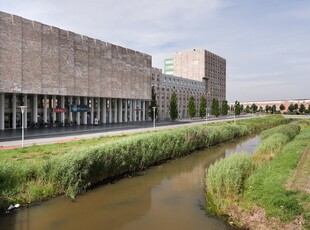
[0, 11, 153, 130]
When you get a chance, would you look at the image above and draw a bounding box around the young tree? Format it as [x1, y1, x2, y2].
[221, 100, 229, 116]
[259, 106, 263, 113]
[245, 105, 251, 113]
[299, 104, 305, 113]
[148, 86, 158, 121]
[240, 104, 244, 113]
[251, 103, 258, 113]
[169, 91, 178, 121]
[188, 96, 196, 119]
[199, 96, 206, 118]
[288, 103, 294, 113]
[279, 104, 285, 111]
[294, 103, 299, 111]
[271, 104, 277, 114]
[234, 101, 241, 116]
[211, 98, 220, 117]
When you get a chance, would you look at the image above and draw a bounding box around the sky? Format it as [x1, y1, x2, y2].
[1, 0, 309, 102]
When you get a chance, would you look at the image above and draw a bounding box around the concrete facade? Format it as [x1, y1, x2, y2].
[0, 11, 152, 130]
[173, 49, 226, 106]
[151, 73, 205, 120]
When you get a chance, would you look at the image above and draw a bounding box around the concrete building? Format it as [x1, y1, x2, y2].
[172, 49, 226, 106]
[151, 73, 205, 120]
[0, 11, 153, 130]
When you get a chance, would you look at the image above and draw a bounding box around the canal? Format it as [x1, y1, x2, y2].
[0, 135, 261, 230]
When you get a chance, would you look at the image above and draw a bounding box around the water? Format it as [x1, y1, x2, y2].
[0, 135, 261, 230]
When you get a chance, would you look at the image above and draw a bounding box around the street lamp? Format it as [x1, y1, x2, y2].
[205, 107, 208, 124]
[152, 107, 156, 129]
[19, 106, 27, 147]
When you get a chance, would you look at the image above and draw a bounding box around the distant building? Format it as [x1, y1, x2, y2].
[237, 99, 310, 113]
[163, 58, 174, 75]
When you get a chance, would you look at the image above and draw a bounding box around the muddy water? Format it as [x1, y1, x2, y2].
[0, 135, 261, 230]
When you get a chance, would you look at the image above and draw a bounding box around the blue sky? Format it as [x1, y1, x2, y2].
[1, 0, 309, 102]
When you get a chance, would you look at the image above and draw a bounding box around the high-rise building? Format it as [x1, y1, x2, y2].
[172, 49, 226, 106]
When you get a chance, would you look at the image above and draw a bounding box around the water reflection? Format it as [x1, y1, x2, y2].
[0, 135, 260, 230]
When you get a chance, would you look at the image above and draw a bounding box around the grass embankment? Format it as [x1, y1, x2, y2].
[205, 120, 310, 229]
[0, 116, 288, 211]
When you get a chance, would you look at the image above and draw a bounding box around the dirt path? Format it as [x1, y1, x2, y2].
[287, 144, 310, 193]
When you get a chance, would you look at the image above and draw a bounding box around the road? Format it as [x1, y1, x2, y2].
[0, 115, 255, 149]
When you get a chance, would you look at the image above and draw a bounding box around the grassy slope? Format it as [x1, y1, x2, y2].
[242, 123, 310, 228]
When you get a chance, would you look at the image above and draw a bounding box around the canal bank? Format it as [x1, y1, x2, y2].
[205, 120, 310, 229]
[0, 132, 262, 230]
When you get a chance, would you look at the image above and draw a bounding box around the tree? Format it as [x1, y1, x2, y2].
[271, 104, 277, 114]
[279, 104, 285, 111]
[288, 103, 294, 113]
[199, 96, 206, 118]
[234, 101, 241, 116]
[240, 104, 244, 113]
[148, 86, 158, 121]
[221, 100, 229, 116]
[211, 98, 220, 117]
[294, 103, 298, 111]
[259, 106, 263, 113]
[299, 104, 305, 113]
[188, 96, 196, 119]
[169, 91, 178, 121]
[265, 104, 270, 113]
[251, 103, 258, 113]
[245, 105, 251, 113]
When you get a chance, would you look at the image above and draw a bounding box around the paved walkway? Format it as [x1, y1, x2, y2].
[0, 115, 252, 149]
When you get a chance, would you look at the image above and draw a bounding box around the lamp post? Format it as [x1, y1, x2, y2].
[152, 107, 156, 129]
[205, 107, 208, 124]
[19, 106, 27, 147]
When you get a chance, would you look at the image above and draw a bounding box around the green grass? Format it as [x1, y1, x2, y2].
[244, 125, 310, 222]
[0, 116, 288, 209]
[205, 120, 310, 229]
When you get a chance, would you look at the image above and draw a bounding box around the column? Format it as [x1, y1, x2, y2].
[43, 95, 48, 123]
[142, 100, 146, 121]
[12, 94, 16, 129]
[102, 98, 106, 124]
[97, 98, 101, 123]
[125, 99, 128, 122]
[90, 97, 94, 125]
[76, 97, 80, 125]
[0, 93, 4, 130]
[109, 98, 112, 123]
[24, 94, 28, 128]
[61, 96, 65, 124]
[118, 99, 122, 123]
[138, 100, 141, 121]
[114, 99, 118, 123]
[133, 100, 136, 122]
[52, 95, 56, 123]
[69, 96, 73, 122]
[33, 94, 38, 123]
[83, 97, 87, 125]
[129, 100, 132, 122]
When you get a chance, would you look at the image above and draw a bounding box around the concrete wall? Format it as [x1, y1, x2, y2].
[0, 11, 152, 100]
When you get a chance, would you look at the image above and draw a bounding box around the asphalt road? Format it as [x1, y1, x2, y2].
[0, 115, 253, 149]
